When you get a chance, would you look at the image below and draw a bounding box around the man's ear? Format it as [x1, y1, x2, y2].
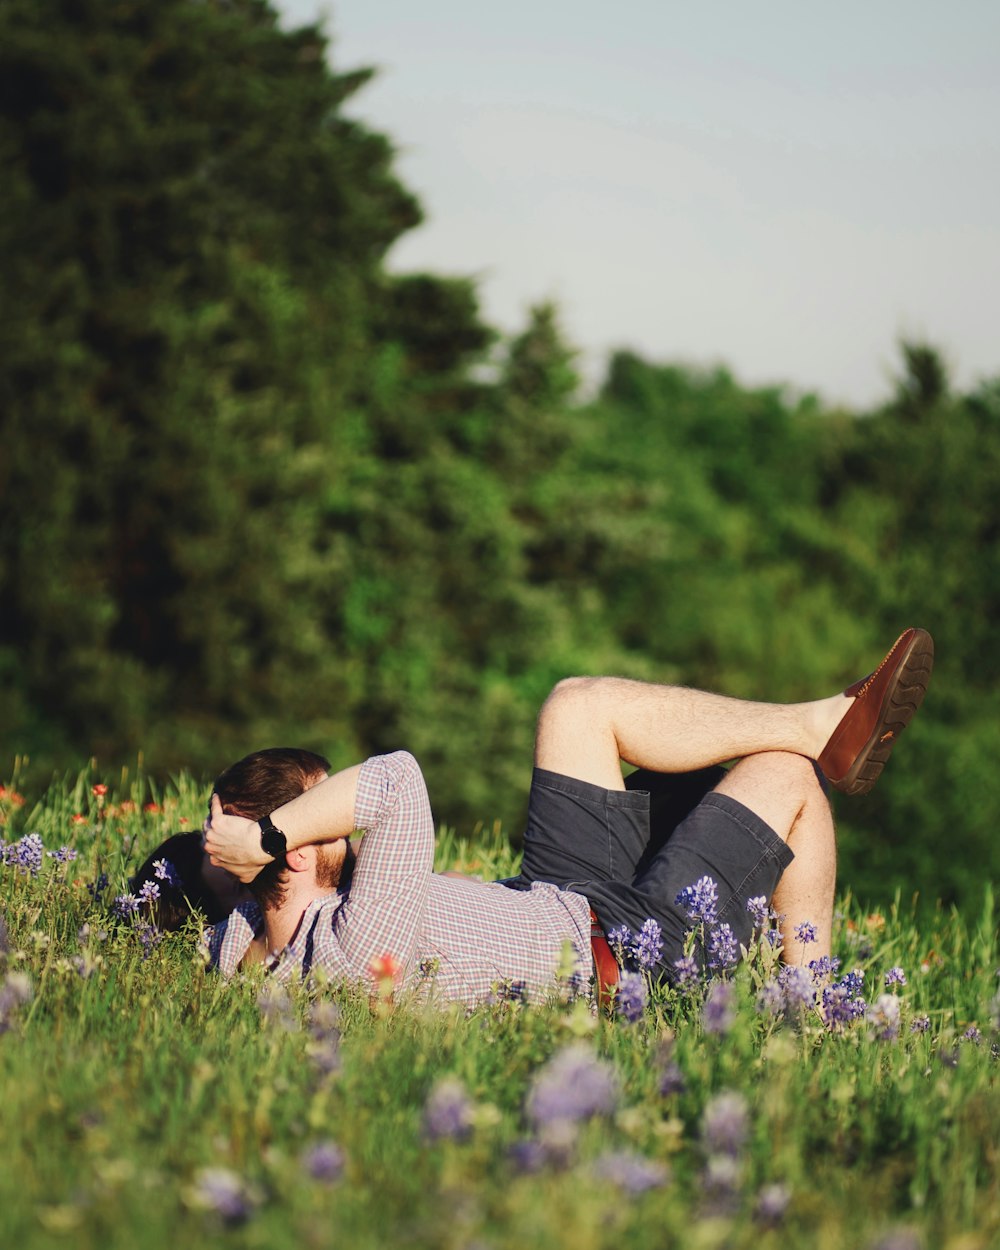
[285, 847, 311, 874]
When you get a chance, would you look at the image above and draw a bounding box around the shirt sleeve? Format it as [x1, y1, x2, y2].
[336, 751, 434, 981]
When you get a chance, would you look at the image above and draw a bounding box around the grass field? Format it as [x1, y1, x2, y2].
[1, 767, 998, 1250]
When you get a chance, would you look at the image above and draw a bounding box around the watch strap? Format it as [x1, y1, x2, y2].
[259, 812, 288, 861]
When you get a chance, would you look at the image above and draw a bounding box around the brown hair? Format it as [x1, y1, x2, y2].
[213, 747, 331, 910]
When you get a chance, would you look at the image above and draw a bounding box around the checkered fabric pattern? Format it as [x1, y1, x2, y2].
[208, 751, 594, 1004]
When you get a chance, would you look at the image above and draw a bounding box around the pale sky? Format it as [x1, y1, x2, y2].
[274, 0, 1000, 408]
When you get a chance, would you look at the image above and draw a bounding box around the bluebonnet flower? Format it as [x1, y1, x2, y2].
[764, 928, 783, 947]
[839, 968, 865, 996]
[47, 846, 77, 865]
[778, 965, 816, 1009]
[526, 1044, 619, 1129]
[632, 919, 663, 970]
[301, 1140, 345, 1182]
[910, 1015, 931, 1034]
[884, 966, 907, 987]
[257, 983, 298, 1032]
[113, 893, 140, 918]
[672, 954, 700, 990]
[423, 1076, 474, 1140]
[702, 980, 735, 1035]
[189, 1167, 257, 1225]
[508, 1139, 548, 1174]
[808, 955, 841, 982]
[4, 833, 44, 876]
[152, 858, 180, 887]
[822, 984, 865, 1030]
[755, 1182, 791, 1225]
[746, 896, 769, 928]
[591, 1149, 668, 1193]
[607, 925, 631, 963]
[658, 1062, 686, 1097]
[866, 993, 901, 1041]
[756, 980, 785, 1016]
[676, 876, 718, 927]
[708, 924, 738, 974]
[793, 921, 817, 945]
[617, 971, 647, 1024]
[701, 1090, 749, 1157]
[962, 1025, 982, 1046]
[137, 880, 160, 906]
[87, 873, 109, 901]
[136, 922, 161, 957]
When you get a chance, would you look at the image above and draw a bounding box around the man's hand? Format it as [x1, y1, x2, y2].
[203, 794, 269, 884]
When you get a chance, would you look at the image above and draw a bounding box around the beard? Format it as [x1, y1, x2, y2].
[315, 842, 349, 890]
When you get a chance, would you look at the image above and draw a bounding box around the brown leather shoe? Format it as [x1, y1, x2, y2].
[818, 628, 934, 795]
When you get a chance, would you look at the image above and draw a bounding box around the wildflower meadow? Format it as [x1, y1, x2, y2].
[1, 767, 998, 1250]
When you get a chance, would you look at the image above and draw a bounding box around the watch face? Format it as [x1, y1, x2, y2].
[260, 820, 287, 860]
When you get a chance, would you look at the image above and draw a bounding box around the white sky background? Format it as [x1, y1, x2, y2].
[274, 0, 1000, 408]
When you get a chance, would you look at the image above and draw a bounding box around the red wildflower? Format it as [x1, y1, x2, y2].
[143, 803, 161, 814]
[71, 814, 87, 825]
[369, 953, 402, 995]
[92, 783, 108, 798]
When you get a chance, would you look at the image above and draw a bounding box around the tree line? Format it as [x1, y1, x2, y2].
[2, 0, 997, 910]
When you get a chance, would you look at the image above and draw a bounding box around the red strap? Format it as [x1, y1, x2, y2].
[589, 909, 620, 1012]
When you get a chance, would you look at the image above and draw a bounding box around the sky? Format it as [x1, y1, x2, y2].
[274, 0, 1000, 408]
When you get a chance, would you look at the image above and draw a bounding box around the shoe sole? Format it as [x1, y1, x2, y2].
[833, 629, 935, 795]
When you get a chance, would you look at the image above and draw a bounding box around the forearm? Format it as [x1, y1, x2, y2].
[271, 763, 364, 851]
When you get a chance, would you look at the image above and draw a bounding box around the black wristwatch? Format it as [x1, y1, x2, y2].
[259, 813, 288, 861]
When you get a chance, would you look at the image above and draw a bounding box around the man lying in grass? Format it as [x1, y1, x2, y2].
[202, 629, 934, 1007]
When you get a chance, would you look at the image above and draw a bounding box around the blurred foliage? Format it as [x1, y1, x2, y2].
[1, 0, 998, 912]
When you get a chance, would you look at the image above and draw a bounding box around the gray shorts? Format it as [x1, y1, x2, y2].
[508, 766, 794, 982]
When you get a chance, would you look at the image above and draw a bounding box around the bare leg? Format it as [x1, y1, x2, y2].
[713, 753, 836, 963]
[534, 676, 850, 791]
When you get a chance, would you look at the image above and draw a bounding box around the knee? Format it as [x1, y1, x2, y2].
[538, 676, 603, 730]
[738, 751, 825, 799]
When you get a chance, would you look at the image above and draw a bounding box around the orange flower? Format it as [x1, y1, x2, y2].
[143, 803, 161, 815]
[369, 952, 402, 986]
[71, 814, 87, 825]
[92, 783, 108, 798]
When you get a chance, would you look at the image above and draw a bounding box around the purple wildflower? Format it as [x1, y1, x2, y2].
[746, 896, 769, 928]
[113, 893, 140, 918]
[617, 971, 647, 1024]
[658, 1062, 686, 1097]
[702, 1090, 749, 1157]
[153, 858, 180, 888]
[793, 921, 817, 945]
[702, 980, 735, 1035]
[632, 919, 663, 971]
[423, 1076, 474, 1140]
[301, 1141, 345, 1182]
[4, 833, 44, 876]
[591, 1149, 668, 1193]
[756, 980, 785, 1016]
[808, 955, 841, 982]
[822, 984, 865, 1030]
[87, 873, 109, 901]
[778, 965, 816, 1009]
[708, 924, 738, 974]
[508, 1139, 548, 1174]
[672, 954, 700, 990]
[607, 925, 631, 963]
[755, 1182, 791, 1225]
[0, 911, 7, 955]
[47, 846, 78, 865]
[839, 968, 865, 996]
[136, 922, 161, 957]
[190, 1167, 256, 1225]
[764, 928, 783, 947]
[526, 1044, 619, 1128]
[867, 993, 901, 1041]
[910, 1015, 931, 1034]
[137, 880, 160, 906]
[884, 966, 907, 988]
[962, 1025, 982, 1046]
[676, 876, 719, 927]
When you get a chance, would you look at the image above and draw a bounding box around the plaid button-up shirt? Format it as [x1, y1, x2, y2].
[207, 751, 594, 1004]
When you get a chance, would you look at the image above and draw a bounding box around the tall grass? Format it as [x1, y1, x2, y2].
[1, 768, 998, 1249]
